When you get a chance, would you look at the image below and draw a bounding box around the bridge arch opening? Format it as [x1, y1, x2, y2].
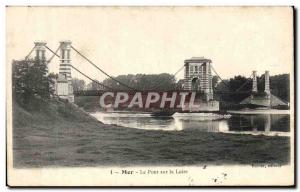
[191, 77, 200, 91]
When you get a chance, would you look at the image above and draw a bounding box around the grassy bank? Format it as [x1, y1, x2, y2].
[12, 98, 112, 167]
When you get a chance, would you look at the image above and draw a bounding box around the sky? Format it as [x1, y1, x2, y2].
[6, 6, 293, 82]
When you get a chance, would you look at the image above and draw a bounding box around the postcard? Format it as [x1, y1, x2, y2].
[6, 6, 294, 186]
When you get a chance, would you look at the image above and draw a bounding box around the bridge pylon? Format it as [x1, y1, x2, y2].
[264, 70, 271, 98]
[34, 41, 47, 61]
[240, 70, 287, 108]
[56, 41, 74, 102]
[183, 57, 213, 101]
[252, 70, 258, 93]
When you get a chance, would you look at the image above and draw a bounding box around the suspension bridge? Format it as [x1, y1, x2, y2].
[24, 41, 287, 113]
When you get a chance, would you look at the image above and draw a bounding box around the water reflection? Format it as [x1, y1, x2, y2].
[228, 114, 290, 132]
[91, 112, 290, 137]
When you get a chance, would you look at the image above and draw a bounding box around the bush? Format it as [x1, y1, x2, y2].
[12, 59, 55, 108]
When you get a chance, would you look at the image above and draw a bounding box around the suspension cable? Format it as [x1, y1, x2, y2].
[44, 45, 60, 58]
[44, 45, 115, 91]
[213, 83, 251, 94]
[25, 45, 36, 60]
[173, 64, 185, 77]
[212, 65, 255, 94]
[150, 64, 185, 91]
[211, 65, 231, 89]
[71, 45, 139, 91]
[234, 73, 253, 92]
[47, 45, 60, 63]
[70, 65, 115, 91]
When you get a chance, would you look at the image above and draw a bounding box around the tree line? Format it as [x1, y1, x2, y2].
[12, 57, 290, 107]
[73, 73, 290, 103]
[215, 74, 290, 104]
[73, 73, 177, 91]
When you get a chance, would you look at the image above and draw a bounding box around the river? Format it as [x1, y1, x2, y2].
[91, 112, 290, 137]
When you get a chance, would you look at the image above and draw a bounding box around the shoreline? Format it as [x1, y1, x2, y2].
[227, 109, 290, 115]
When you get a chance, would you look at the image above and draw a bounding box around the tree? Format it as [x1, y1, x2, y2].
[48, 72, 58, 96]
[12, 58, 52, 106]
[87, 80, 105, 90]
[101, 73, 176, 91]
[256, 74, 289, 102]
[175, 79, 185, 90]
[228, 75, 252, 92]
[71, 78, 86, 91]
[214, 74, 290, 104]
[212, 76, 219, 88]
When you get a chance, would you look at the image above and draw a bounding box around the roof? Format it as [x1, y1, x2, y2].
[34, 41, 47, 46]
[184, 57, 212, 64]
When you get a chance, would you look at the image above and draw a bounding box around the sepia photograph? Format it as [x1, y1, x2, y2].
[6, 6, 294, 186]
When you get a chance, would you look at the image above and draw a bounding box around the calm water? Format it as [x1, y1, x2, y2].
[91, 112, 291, 137]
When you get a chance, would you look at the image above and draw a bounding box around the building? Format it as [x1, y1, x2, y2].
[184, 57, 213, 101]
[182, 57, 219, 112]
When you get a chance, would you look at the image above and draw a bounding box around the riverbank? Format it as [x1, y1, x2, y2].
[228, 109, 291, 114]
[13, 98, 115, 167]
[13, 98, 290, 167]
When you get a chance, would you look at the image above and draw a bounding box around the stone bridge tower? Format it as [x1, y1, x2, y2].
[264, 70, 271, 98]
[252, 70, 258, 93]
[57, 41, 74, 102]
[184, 57, 213, 101]
[34, 41, 47, 61]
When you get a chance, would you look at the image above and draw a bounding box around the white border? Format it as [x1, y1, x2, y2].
[1, 1, 299, 191]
